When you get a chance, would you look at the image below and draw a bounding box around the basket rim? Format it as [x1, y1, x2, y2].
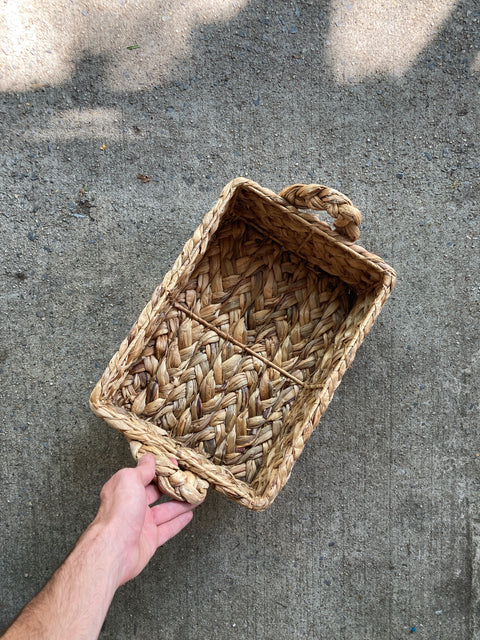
[90, 178, 396, 510]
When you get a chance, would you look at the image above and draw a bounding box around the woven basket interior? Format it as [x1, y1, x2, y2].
[112, 212, 358, 485]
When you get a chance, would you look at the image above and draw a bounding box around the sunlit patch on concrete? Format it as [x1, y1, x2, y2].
[325, 0, 456, 83]
[23, 107, 124, 143]
[0, 0, 248, 93]
[0, 0, 75, 92]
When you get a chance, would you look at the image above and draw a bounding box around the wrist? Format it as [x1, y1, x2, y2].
[77, 520, 125, 593]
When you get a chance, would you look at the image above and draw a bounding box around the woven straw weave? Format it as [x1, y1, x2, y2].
[90, 178, 396, 510]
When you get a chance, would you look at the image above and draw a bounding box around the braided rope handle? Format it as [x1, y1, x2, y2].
[129, 441, 209, 505]
[90, 362, 209, 506]
[279, 183, 362, 241]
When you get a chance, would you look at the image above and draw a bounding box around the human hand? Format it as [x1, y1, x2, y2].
[90, 454, 197, 587]
[1, 455, 198, 640]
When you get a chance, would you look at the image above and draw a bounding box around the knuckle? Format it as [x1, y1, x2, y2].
[115, 468, 136, 483]
[101, 468, 133, 495]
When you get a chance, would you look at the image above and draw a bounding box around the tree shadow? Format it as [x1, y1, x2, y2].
[2, 0, 479, 527]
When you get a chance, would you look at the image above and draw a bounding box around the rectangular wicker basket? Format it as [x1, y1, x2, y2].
[90, 178, 396, 510]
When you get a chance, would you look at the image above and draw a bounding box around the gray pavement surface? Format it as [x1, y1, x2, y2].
[1, 0, 480, 638]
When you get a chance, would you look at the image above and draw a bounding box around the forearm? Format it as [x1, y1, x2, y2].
[3, 523, 121, 640]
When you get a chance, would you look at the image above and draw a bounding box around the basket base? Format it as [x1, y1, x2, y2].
[113, 217, 355, 485]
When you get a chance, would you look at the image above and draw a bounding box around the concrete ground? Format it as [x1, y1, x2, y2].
[1, 0, 479, 638]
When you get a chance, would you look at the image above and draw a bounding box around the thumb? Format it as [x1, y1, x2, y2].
[136, 453, 156, 486]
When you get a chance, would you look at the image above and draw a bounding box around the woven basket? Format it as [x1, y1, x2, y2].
[90, 178, 396, 511]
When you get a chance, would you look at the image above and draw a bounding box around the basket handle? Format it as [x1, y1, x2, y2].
[130, 441, 209, 505]
[279, 183, 362, 241]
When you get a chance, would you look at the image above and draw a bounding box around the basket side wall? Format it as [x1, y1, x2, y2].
[233, 185, 386, 291]
[251, 277, 395, 506]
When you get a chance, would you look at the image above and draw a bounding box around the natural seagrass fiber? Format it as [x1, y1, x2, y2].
[90, 178, 396, 510]
[279, 183, 362, 242]
[112, 220, 352, 486]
